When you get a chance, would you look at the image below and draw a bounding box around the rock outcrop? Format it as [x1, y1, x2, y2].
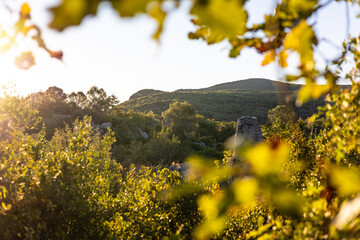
[235, 116, 263, 143]
[229, 116, 263, 181]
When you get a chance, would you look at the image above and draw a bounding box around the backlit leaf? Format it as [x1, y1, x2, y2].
[330, 165, 360, 196]
[148, 2, 166, 40]
[191, 0, 248, 39]
[49, 0, 100, 31]
[261, 50, 275, 66]
[284, 20, 316, 71]
[244, 141, 290, 176]
[232, 177, 258, 204]
[278, 49, 288, 68]
[20, 3, 31, 16]
[297, 84, 329, 105]
[111, 0, 151, 17]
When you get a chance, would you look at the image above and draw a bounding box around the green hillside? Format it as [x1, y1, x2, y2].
[176, 78, 302, 92]
[120, 87, 324, 124]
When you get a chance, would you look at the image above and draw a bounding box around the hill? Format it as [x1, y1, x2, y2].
[176, 78, 302, 92]
[129, 89, 165, 100]
[120, 79, 324, 124]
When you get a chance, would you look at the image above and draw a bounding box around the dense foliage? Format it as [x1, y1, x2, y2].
[1, 0, 360, 239]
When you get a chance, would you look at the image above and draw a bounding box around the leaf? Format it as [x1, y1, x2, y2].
[261, 50, 275, 66]
[49, 0, 100, 31]
[1, 202, 11, 211]
[14, 51, 35, 70]
[148, 2, 166, 40]
[297, 84, 329, 105]
[232, 177, 258, 204]
[20, 3, 31, 16]
[48, 50, 64, 61]
[111, 0, 152, 17]
[191, 0, 248, 39]
[278, 49, 288, 68]
[330, 165, 360, 196]
[244, 141, 290, 176]
[284, 20, 316, 71]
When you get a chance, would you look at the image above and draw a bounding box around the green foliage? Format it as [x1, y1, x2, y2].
[162, 101, 198, 141]
[119, 133, 191, 167]
[108, 166, 200, 239]
[317, 80, 360, 164]
[0, 94, 41, 141]
[0, 116, 122, 239]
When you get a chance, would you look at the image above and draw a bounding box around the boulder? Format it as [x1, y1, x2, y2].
[100, 122, 112, 129]
[235, 116, 263, 142]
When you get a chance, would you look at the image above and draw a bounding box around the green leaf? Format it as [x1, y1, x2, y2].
[284, 20, 316, 72]
[191, 0, 248, 39]
[330, 165, 360, 196]
[148, 2, 166, 40]
[49, 0, 100, 31]
[111, 0, 152, 17]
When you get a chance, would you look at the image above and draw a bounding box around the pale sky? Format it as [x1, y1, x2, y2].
[0, 0, 359, 102]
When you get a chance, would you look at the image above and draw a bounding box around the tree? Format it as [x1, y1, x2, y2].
[86, 86, 119, 112]
[162, 101, 198, 141]
[67, 91, 88, 109]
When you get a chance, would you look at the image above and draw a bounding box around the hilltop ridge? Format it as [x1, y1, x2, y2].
[120, 78, 323, 124]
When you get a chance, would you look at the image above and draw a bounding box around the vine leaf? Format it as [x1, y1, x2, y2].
[49, 0, 100, 31]
[190, 0, 248, 40]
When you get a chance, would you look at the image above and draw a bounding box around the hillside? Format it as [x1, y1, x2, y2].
[176, 78, 302, 92]
[119, 79, 323, 124]
[129, 89, 165, 100]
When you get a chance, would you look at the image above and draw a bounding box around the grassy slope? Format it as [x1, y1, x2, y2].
[119, 89, 323, 124]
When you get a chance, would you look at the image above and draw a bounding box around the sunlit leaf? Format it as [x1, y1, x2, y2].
[232, 177, 258, 204]
[261, 50, 275, 66]
[1, 202, 11, 211]
[111, 0, 152, 17]
[278, 49, 288, 68]
[297, 84, 329, 105]
[330, 165, 360, 196]
[198, 194, 220, 219]
[194, 216, 226, 240]
[14, 51, 35, 70]
[284, 20, 316, 71]
[49, 0, 100, 31]
[244, 141, 290, 176]
[148, 2, 166, 40]
[20, 3, 31, 16]
[191, 0, 248, 39]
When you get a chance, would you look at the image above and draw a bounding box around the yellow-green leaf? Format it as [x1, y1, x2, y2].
[297, 84, 329, 105]
[261, 50, 275, 66]
[49, 0, 100, 31]
[232, 177, 258, 204]
[148, 2, 166, 40]
[191, 0, 248, 39]
[278, 49, 288, 68]
[244, 141, 290, 176]
[284, 20, 316, 71]
[330, 165, 360, 196]
[111, 0, 151, 17]
[1, 202, 11, 211]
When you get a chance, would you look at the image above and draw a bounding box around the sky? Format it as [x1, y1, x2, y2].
[0, 0, 359, 102]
